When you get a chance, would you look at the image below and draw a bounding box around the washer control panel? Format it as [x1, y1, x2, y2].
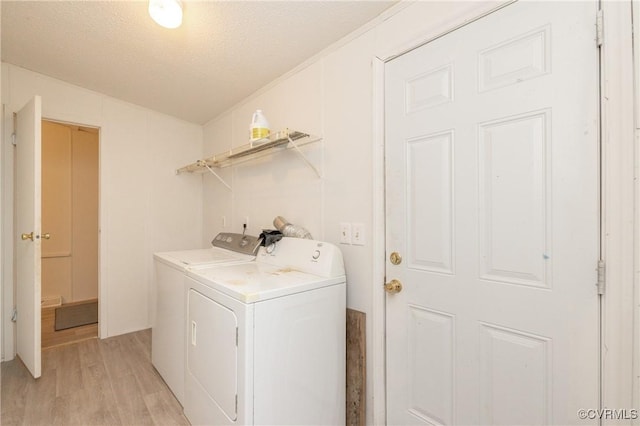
[211, 232, 261, 256]
[257, 238, 345, 278]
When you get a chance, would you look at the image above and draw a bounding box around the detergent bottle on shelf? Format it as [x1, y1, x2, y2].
[250, 109, 270, 142]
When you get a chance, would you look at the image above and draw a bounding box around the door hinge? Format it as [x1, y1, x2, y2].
[596, 260, 606, 295]
[235, 394, 238, 412]
[12, 112, 17, 146]
[235, 327, 238, 346]
[11, 308, 17, 322]
[596, 9, 604, 47]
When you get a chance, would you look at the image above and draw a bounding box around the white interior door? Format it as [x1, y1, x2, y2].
[385, 2, 600, 424]
[15, 96, 43, 379]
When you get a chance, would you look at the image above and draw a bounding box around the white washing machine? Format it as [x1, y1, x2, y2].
[152, 233, 261, 406]
[184, 237, 346, 426]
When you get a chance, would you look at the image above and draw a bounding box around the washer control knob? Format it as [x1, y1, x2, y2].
[312, 250, 321, 260]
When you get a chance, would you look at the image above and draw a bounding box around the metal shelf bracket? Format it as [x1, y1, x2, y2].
[202, 161, 232, 190]
[287, 136, 322, 178]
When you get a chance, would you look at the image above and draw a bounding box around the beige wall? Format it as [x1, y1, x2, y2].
[41, 121, 98, 303]
[41, 121, 72, 301]
[71, 126, 99, 301]
[2, 63, 204, 354]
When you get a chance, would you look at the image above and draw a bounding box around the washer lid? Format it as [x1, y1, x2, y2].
[154, 247, 254, 270]
[187, 262, 345, 304]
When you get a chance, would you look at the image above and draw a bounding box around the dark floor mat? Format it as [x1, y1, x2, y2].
[55, 301, 98, 331]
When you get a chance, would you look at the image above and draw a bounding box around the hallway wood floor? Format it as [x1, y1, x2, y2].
[1, 329, 189, 425]
[42, 300, 99, 349]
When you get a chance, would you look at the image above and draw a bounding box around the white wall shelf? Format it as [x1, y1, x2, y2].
[176, 129, 322, 189]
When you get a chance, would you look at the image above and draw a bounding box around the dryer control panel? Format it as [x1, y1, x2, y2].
[211, 232, 261, 256]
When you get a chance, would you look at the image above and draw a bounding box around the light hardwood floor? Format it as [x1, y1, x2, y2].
[42, 299, 99, 349]
[1, 329, 189, 425]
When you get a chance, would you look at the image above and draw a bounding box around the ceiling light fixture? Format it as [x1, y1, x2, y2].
[149, 0, 183, 29]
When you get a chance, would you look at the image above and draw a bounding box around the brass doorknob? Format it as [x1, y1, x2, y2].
[42, 233, 51, 240]
[21, 232, 34, 241]
[385, 279, 403, 294]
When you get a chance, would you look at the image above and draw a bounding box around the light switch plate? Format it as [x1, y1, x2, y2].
[352, 223, 365, 246]
[340, 223, 352, 245]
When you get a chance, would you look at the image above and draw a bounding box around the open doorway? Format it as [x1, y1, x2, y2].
[40, 120, 99, 348]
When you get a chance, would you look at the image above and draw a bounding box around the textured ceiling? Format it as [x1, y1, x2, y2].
[2, 0, 396, 124]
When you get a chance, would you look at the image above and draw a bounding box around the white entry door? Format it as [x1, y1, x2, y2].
[385, 2, 599, 425]
[15, 96, 43, 379]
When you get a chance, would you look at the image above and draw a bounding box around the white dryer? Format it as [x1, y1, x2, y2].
[184, 237, 346, 426]
[152, 233, 261, 406]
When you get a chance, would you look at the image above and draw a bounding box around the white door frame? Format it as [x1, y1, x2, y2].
[371, 1, 636, 423]
[634, 0, 640, 413]
[599, 0, 637, 415]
